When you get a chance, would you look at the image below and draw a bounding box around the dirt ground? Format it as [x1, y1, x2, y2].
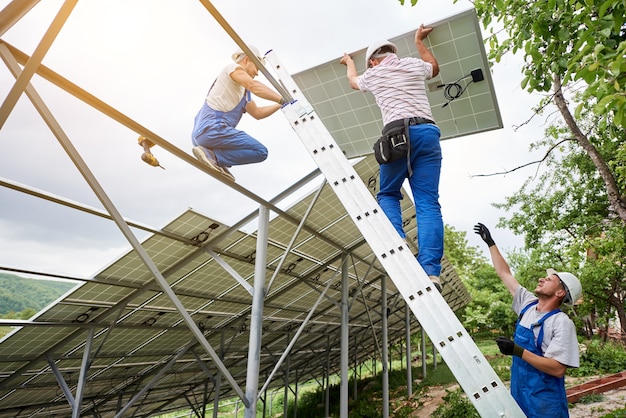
[412, 377, 626, 417]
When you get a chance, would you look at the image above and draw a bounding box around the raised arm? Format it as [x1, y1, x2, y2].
[415, 24, 439, 77]
[339, 53, 360, 90]
[474, 223, 520, 296]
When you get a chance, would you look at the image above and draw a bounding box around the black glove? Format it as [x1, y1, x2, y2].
[495, 336, 524, 357]
[474, 223, 495, 247]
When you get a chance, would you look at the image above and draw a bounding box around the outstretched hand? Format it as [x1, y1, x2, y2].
[495, 336, 524, 357]
[339, 53, 353, 66]
[473, 223, 495, 247]
[415, 24, 433, 42]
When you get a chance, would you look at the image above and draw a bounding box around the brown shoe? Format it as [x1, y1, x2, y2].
[193, 146, 235, 181]
[429, 275, 442, 293]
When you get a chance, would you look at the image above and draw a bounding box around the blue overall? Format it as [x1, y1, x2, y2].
[192, 90, 268, 167]
[511, 301, 568, 417]
[377, 123, 443, 277]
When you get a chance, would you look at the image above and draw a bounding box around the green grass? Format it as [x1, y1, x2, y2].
[156, 337, 626, 417]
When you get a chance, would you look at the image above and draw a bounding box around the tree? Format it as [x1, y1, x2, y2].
[400, 0, 626, 340]
[493, 105, 626, 338]
[401, 0, 625, 222]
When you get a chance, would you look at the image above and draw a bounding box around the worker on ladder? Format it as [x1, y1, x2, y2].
[475, 223, 582, 418]
[340, 24, 443, 291]
[191, 45, 286, 182]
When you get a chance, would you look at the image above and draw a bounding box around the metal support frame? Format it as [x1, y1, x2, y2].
[381, 276, 389, 418]
[325, 335, 331, 418]
[0, 0, 77, 129]
[0, 0, 41, 36]
[257, 268, 336, 398]
[0, 2, 513, 416]
[0, 39, 249, 409]
[114, 340, 200, 417]
[46, 354, 75, 409]
[339, 255, 349, 417]
[244, 204, 269, 417]
[73, 327, 94, 418]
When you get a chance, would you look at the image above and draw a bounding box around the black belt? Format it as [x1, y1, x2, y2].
[407, 116, 435, 125]
[383, 117, 434, 133]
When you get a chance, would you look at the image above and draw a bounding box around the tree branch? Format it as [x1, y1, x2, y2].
[469, 138, 573, 178]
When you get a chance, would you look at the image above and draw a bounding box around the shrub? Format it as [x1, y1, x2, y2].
[569, 339, 626, 377]
[432, 388, 480, 418]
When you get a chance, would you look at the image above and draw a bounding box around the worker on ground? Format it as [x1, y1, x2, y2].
[340, 24, 443, 291]
[474, 222, 581, 418]
[192, 45, 287, 182]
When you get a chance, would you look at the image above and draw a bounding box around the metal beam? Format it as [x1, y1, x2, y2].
[0, 0, 40, 36]
[0, 0, 77, 129]
[0, 42, 248, 407]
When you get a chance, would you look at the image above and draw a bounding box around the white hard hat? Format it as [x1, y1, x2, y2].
[547, 268, 582, 305]
[231, 45, 265, 64]
[364, 40, 397, 68]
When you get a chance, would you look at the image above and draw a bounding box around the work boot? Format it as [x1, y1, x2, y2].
[221, 165, 235, 181]
[429, 275, 442, 293]
[193, 146, 235, 181]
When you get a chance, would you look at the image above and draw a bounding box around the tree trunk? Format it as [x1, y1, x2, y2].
[552, 75, 626, 223]
[608, 293, 626, 342]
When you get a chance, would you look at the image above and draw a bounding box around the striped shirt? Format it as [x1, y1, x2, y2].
[357, 54, 434, 126]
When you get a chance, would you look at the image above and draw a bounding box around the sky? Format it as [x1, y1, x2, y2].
[0, 0, 552, 280]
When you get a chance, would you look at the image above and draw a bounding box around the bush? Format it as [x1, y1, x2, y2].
[569, 339, 626, 377]
[432, 388, 480, 418]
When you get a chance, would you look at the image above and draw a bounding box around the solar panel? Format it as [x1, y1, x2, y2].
[0, 156, 471, 417]
[292, 8, 502, 158]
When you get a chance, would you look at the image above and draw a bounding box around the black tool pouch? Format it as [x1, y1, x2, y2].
[373, 119, 409, 165]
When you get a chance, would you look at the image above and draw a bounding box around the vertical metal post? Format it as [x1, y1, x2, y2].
[283, 352, 290, 418]
[293, 373, 299, 418]
[244, 205, 269, 418]
[381, 276, 389, 418]
[340, 254, 349, 418]
[213, 331, 224, 418]
[352, 335, 357, 401]
[405, 304, 412, 397]
[72, 327, 94, 418]
[325, 335, 330, 418]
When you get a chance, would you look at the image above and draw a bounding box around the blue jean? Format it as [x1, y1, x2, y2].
[193, 124, 268, 167]
[377, 123, 443, 277]
[192, 102, 268, 167]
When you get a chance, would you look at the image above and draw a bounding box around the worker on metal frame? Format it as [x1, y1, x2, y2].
[192, 45, 286, 181]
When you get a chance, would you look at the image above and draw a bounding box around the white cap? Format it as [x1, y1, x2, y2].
[231, 45, 265, 64]
[547, 268, 582, 305]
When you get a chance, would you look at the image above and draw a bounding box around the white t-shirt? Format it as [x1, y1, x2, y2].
[513, 287, 580, 368]
[205, 62, 246, 112]
[356, 54, 434, 126]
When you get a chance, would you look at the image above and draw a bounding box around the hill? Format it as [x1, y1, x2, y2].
[0, 273, 76, 316]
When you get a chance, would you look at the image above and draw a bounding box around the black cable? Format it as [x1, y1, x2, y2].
[438, 74, 474, 108]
